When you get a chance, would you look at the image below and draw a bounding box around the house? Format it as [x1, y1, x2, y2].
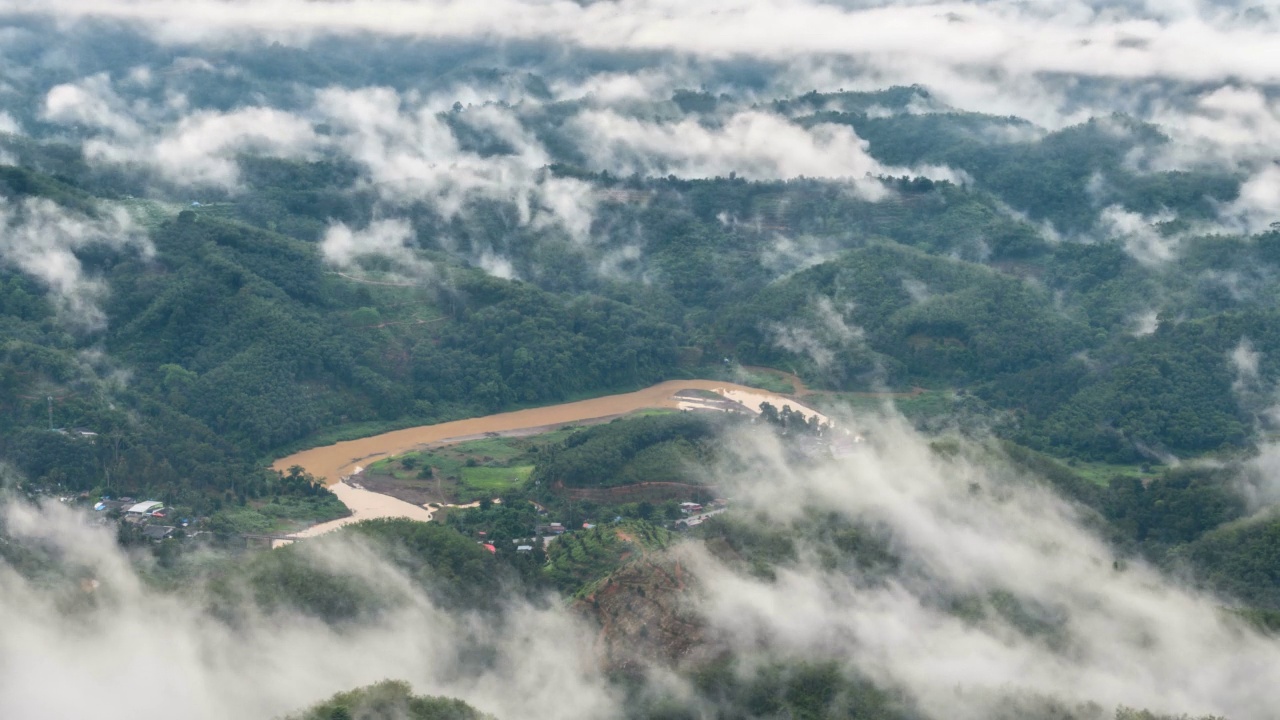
[96, 498, 130, 513]
[675, 507, 729, 531]
[516, 545, 533, 552]
[482, 543, 496, 554]
[126, 501, 164, 515]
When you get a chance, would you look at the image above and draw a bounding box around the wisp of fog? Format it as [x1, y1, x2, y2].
[3, 414, 1278, 719]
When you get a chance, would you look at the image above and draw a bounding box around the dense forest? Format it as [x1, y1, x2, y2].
[8, 133, 1278, 507]
[3, 11, 1280, 720]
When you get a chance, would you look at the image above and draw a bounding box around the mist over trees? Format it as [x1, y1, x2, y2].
[3, 1, 1280, 718]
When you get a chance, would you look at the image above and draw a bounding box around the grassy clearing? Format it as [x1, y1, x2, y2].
[118, 198, 181, 228]
[365, 428, 584, 501]
[461, 466, 534, 492]
[189, 203, 239, 220]
[893, 390, 956, 418]
[446, 437, 528, 464]
[739, 373, 796, 395]
[1066, 460, 1158, 487]
[730, 366, 798, 394]
[998, 440, 1171, 509]
[628, 408, 680, 418]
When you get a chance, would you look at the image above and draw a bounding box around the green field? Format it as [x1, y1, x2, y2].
[364, 428, 582, 501]
[737, 372, 796, 395]
[460, 465, 534, 492]
[1066, 459, 1159, 487]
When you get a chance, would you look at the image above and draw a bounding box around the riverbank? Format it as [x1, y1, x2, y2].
[271, 378, 825, 540]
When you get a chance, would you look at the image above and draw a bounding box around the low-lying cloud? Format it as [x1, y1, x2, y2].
[320, 218, 434, 280]
[768, 296, 867, 373]
[571, 110, 946, 198]
[99, 107, 319, 189]
[1099, 205, 1179, 266]
[14, 4, 1280, 272]
[11, 0, 1280, 88]
[0, 494, 621, 720]
[0, 110, 24, 136]
[5, 410, 1278, 719]
[41, 74, 320, 189]
[0, 196, 148, 329]
[695, 416, 1280, 719]
[317, 87, 599, 244]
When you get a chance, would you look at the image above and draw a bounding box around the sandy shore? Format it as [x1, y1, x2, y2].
[716, 388, 831, 425]
[271, 379, 826, 541]
[280, 480, 437, 543]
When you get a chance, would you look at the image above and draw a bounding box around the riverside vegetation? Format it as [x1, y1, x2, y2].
[0, 23, 1276, 719]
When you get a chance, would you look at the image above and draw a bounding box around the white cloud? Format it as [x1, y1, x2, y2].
[42, 73, 143, 138]
[477, 250, 517, 280]
[0, 497, 621, 720]
[41, 74, 321, 189]
[316, 87, 598, 243]
[768, 296, 866, 371]
[1130, 309, 1159, 336]
[570, 110, 957, 198]
[692, 417, 1280, 719]
[1099, 205, 1179, 265]
[320, 218, 434, 279]
[87, 106, 321, 188]
[0, 111, 21, 135]
[0, 197, 149, 329]
[16, 0, 1280, 287]
[1220, 164, 1280, 235]
[1230, 337, 1261, 391]
[759, 233, 842, 276]
[3, 0, 1280, 173]
[5, 400, 1280, 718]
[9, 0, 1280, 89]
[1124, 87, 1280, 228]
[1239, 444, 1280, 510]
[902, 278, 931, 304]
[549, 67, 696, 106]
[1142, 86, 1280, 171]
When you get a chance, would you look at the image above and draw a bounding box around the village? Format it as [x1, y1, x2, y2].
[49, 381, 857, 559]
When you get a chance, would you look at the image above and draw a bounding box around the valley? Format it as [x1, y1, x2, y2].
[271, 379, 826, 539]
[1, 6, 1279, 718]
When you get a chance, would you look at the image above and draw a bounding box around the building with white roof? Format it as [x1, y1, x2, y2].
[126, 501, 164, 515]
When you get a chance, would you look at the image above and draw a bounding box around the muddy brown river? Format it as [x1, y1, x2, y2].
[270, 379, 823, 541]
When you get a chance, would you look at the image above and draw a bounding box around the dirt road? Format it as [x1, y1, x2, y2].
[271, 379, 825, 539]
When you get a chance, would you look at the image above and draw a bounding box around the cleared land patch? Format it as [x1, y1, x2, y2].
[361, 428, 578, 504]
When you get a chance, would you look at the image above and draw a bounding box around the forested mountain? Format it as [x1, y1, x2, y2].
[4, 4, 1280, 720]
[6, 133, 1279, 506]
